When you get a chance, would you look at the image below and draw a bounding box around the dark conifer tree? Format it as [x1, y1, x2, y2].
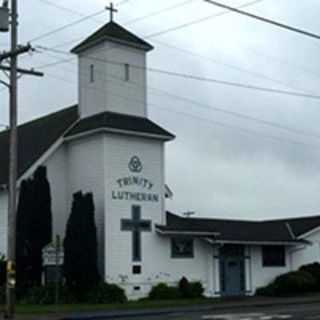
[29, 166, 52, 284]
[33, 166, 52, 248]
[83, 193, 99, 285]
[64, 191, 99, 293]
[16, 166, 52, 287]
[16, 179, 34, 287]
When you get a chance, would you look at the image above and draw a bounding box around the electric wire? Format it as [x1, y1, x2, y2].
[29, 9, 106, 43]
[37, 46, 320, 101]
[204, 0, 320, 41]
[37, 51, 320, 143]
[42, 68, 320, 151]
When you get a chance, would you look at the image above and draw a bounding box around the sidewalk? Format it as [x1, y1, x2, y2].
[14, 294, 320, 320]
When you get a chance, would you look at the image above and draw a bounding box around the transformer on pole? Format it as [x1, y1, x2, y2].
[0, 1, 9, 32]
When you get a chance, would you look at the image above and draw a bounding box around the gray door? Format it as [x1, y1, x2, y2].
[220, 245, 245, 296]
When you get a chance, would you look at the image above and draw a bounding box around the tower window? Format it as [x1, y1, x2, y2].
[125, 63, 130, 81]
[90, 64, 95, 83]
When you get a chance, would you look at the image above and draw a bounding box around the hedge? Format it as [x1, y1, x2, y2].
[256, 270, 317, 297]
[149, 278, 204, 300]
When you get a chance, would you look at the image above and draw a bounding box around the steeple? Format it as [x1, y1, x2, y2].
[71, 6, 153, 119]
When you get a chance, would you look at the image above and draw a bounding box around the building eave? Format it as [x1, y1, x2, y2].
[64, 127, 175, 142]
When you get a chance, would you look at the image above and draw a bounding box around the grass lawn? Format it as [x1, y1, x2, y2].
[1, 298, 213, 315]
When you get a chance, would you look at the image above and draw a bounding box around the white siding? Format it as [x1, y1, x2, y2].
[79, 42, 147, 119]
[249, 245, 291, 294]
[103, 134, 213, 298]
[66, 134, 106, 275]
[291, 229, 320, 270]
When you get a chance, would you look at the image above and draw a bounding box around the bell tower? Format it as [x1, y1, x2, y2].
[71, 4, 154, 119]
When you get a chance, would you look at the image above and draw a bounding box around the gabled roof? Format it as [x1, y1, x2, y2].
[0, 106, 79, 186]
[64, 111, 175, 141]
[71, 21, 154, 54]
[156, 212, 313, 244]
[0, 106, 174, 186]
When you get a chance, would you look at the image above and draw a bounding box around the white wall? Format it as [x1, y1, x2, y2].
[291, 229, 320, 270]
[0, 191, 7, 256]
[42, 145, 68, 239]
[66, 134, 106, 275]
[103, 133, 214, 298]
[79, 42, 147, 119]
[249, 245, 292, 294]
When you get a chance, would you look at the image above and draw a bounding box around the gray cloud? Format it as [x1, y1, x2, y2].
[1, 0, 320, 220]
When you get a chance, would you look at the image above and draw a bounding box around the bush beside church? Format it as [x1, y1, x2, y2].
[256, 262, 320, 296]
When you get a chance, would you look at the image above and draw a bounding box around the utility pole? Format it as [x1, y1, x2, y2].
[0, 0, 43, 318]
[6, 0, 18, 317]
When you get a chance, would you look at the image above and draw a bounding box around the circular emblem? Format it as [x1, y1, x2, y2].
[128, 156, 143, 173]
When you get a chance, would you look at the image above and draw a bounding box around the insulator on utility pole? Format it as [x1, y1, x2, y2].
[0, 2, 9, 32]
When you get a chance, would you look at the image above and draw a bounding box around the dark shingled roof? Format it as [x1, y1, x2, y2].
[64, 111, 175, 140]
[71, 21, 154, 54]
[263, 215, 320, 237]
[156, 212, 319, 243]
[0, 105, 79, 186]
[0, 106, 174, 185]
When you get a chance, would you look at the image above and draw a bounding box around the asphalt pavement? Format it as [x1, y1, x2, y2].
[125, 303, 320, 320]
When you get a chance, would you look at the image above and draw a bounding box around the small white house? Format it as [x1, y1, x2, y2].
[0, 18, 320, 299]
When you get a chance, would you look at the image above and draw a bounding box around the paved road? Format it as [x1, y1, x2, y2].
[115, 303, 320, 320]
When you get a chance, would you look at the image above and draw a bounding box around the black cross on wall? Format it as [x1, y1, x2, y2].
[121, 206, 152, 262]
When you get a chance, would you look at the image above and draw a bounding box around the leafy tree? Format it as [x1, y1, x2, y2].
[64, 191, 99, 295]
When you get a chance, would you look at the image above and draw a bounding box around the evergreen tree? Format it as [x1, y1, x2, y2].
[16, 166, 52, 287]
[64, 191, 99, 293]
[16, 179, 34, 287]
[29, 166, 53, 284]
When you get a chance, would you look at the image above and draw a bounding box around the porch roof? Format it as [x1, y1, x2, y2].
[155, 212, 309, 245]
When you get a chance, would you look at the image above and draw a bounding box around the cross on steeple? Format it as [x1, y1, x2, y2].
[106, 2, 118, 22]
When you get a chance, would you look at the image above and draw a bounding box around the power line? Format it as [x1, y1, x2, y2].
[152, 39, 316, 95]
[33, 0, 263, 50]
[123, 0, 195, 25]
[204, 0, 320, 41]
[38, 51, 320, 142]
[38, 46, 320, 100]
[42, 67, 320, 150]
[29, 9, 106, 43]
[36, 0, 88, 17]
[144, 0, 265, 39]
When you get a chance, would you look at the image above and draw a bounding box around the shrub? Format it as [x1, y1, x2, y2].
[189, 281, 204, 298]
[149, 283, 181, 300]
[86, 283, 127, 304]
[256, 270, 317, 297]
[0, 286, 5, 304]
[178, 277, 190, 298]
[0, 258, 6, 286]
[19, 285, 77, 305]
[300, 263, 320, 286]
[178, 277, 204, 298]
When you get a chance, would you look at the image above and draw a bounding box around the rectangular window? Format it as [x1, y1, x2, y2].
[171, 238, 194, 258]
[125, 63, 130, 81]
[133, 265, 141, 274]
[262, 245, 286, 267]
[90, 64, 95, 83]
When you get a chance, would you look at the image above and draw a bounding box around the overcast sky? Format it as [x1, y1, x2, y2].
[1, 0, 320, 220]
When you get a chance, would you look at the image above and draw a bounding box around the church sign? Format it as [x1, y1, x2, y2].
[112, 156, 160, 203]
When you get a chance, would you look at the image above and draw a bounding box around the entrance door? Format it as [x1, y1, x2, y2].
[219, 245, 245, 296]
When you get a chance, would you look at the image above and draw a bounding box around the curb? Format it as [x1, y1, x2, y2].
[61, 297, 320, 320]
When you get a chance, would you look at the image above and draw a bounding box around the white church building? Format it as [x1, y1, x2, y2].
[1, 18, 320, 299]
